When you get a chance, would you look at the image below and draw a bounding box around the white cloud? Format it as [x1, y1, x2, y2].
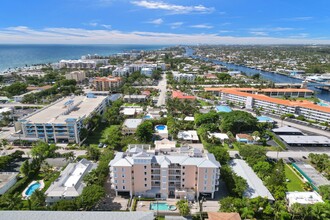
[190, 24, 213, 29]
[285, 16, 313, 21]
[169, 22, 183, 29]
[147, 18, 164, 25]
[131, 0, 214, 14]
[0, 26, 329, 45]
[250, 31, 268, 36]
[289, 33, 309, 38]
[84, 22, 112, 29]
[249, 27, 297, 32]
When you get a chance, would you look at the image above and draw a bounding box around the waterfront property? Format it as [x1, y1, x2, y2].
[59, 59, 96, 69]
[229, 159, 275, 201]
[0, 172, 18, 195]
[109, 145, 220, 200]
[45, 159, 97, 205]
[205, 87, 330, 124]
[0, 211, 155, 220]
[286, 192, 324, 208]
[17, 94, 108, 144]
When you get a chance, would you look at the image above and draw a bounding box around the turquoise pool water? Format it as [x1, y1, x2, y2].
[25, 182, 41, 196]
[318, 102, 329, 107]
[257, 116, 274, 123]
[150, 202, 175, 211]
[144, 115, 152, 119]
[216, 105, 232, 113]
[155, 125, 166, 131]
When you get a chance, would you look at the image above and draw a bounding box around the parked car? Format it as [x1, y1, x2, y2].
[288, 157, 296, 163]
[302, 156, 307, 159]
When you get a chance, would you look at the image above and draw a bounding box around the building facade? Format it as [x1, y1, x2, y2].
[45, 159, 97, 205]
[59, 60, 96, 69]
[94, 76, 122, 91]
[18, 95, 108, 144]
[65, 71, 87, 83]
[109, 145, 220, 200]
[173, 72, 196, 82]
[205, 88, 330, 123]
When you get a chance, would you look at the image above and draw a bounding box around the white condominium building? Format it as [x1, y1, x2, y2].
[45, 159, 97, 205]
[109, 145, 220, 200]
[205, 88, 330, 124]
[173, 72, 196, 82]
[18, 94, 108, 144]
[59, 60, 96, 69]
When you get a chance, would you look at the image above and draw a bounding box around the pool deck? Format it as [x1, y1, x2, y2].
[136, 200, 179, 214]
[21, 180, 45, 199]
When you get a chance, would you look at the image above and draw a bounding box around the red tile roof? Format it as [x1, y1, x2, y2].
[172, 90, 196, 100]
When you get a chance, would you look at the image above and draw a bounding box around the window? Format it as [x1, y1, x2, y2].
[114, 167, 117, 171]
[182, 184, 185, 188]
[145, 184, 147, 187]
[145, 178, 147, 181]
[123, 186, 126, 190]
[122, 180, 125, 183]
[144, 165, 147, 169]
[182, 166, 185, 169]
[205, 169, 208, 173]
[122, 174, 125, 178]
[182, 172, 185, 175]
[114, 173, 117, 178]
[204, 187, 207, 190]
[144, 172, 147, 175]
[122, 168, 125, 172]
[115, 186, 118, 189]
[204, 180, 207, 185]
[114, 180, 117, 184]
[182, 179, 185, 182]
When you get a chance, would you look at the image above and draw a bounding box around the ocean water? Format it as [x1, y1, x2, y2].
[0, 44, 168, 72]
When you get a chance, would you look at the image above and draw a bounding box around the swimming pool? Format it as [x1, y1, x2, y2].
[155, 125, 166, 131]
[257, 116, 274, 123]
[144, 115, 152, 119]
[318, 102, 329, 107]
[25, 182, 41, 196]
[216, 105, 232, 113]
[150, 202, 176, 211]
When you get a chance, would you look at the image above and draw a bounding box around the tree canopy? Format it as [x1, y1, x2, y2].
[220, 111, 258, 134]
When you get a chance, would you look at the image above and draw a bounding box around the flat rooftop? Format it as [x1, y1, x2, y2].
[0, 211, 154, 220]
[279, 135, 330, 145]
[23, 96, 106, 124]
[293, 162, 330, 187]
[286, 192, 323, 207]
[272, 126, 303, 134]
[230, 159, 275, 201]
[0, 172, 18, 189]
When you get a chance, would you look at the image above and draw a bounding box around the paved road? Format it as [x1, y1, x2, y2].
[0, 103, 44, 108]
[229, 150, 330, 159]
[231, 107, 330, 138]
[2, 148, 86, 158]
[156, 73, 167, 107]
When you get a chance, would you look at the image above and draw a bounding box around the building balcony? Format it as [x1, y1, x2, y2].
[169, 171, 181, 175]
[151, 171, 160, 175]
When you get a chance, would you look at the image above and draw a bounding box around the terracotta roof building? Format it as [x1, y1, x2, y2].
[207, 212, 241, 220]
[172, 90, 196, 100]
[94, 75, 122, 91]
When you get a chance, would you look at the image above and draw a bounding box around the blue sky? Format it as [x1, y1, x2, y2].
[0, 0, 330, 44]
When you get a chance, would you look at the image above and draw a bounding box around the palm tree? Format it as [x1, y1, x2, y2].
[241, 207, 254, 220]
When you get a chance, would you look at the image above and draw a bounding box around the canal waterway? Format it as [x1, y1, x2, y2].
[185, 47, 330, 102]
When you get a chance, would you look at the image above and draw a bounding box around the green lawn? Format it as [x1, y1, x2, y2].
[198, 100, 212, 106]
[84, 124, 108, 145]
[285, 164, 305, 192]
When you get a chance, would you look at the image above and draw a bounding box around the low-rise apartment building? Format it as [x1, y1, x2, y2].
[205, 88, 330, 124]
[45, 159, 97, 205]
[109, 145, 220, 200]
[59, 60, 96, 69]
[94, 76, 122, 91]
[65, 71, 86, 83]
[17, 94, 108, 144]
[123, 95, 148, 103]
[122, 119, 143, 135]
[173, 72, 196, 82]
